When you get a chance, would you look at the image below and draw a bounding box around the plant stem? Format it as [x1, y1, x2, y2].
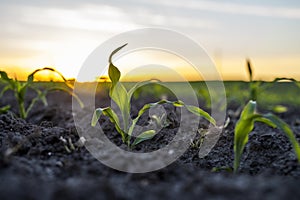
[233, 155, 239, 173]
[18, 100, 26, 119]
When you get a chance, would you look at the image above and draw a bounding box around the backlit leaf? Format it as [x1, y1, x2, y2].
[108, 44, 127, 87]
[234, 100, 300, 173]
[91, 107, 126, 141]
[132, 130, 156, 146]
[185, 105, 216, 125]
[263, 113, 300, 162]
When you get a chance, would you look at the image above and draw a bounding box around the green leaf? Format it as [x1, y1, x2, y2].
[234, 100, 259, 172]
[0, 71, 14, 88]
[47, 86, 84, 108]
[1, 68, 82, 119]
[110, 82, 130, 131]
[0, 85, 12, 97]
[272, 77, 296, 83]
[128, 100, 167, 137]
[39, 92, 48, 106]
[107, 44, 130, 132]
[173, 100, 184, 107]
[234, 100, 300, 173]
[25, 95, 41, 117]
[109, 44, 128, 65]
[260, 77, 300, 93]
[127, 80, 155, 101]
[0, 71, 11, 81]
[240, 100, 256, 120]
[29, 67, 74, 90]
[91, 107, 126, 141]
[18, 83, 29, 102]
[93, 44, 216, 147]
[109, 63, 121, 87]
[137, 100, 167, 118]
[128, 99, 216, 137]
[233, 113, 276, 171]
[234, 117, 255, 173]
[0, 105, 10, 114]
[263, 113, 300, 162]
[27, 73, 34, 83]
[132, 130, 156, 146]
[253, 115, 276, 128]
[29, 67, 68, 81]
[34, 88, 48, 106]
[185, 105, 216, 125]
[108, 44, 127, 87]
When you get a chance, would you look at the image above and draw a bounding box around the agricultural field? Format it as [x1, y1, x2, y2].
[0, 49, 300, 199]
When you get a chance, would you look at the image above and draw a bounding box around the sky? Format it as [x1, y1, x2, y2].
[0, 0, 300, 81]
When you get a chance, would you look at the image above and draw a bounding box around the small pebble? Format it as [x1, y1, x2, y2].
[168, 149, 174, 155]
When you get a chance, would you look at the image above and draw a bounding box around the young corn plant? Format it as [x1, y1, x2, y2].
[223, 59, 300, 118]
[91, 44, 216, 147]
[234, 100, 300, 173]
[0, 68, 83, 119]
[247, 59, 300, 103]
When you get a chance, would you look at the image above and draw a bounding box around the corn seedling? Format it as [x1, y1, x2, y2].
[59, 136, 76, 153]
[190, 128, 208, 149]
[247, 59, 300, 102]
[91, 44, 216, 147]
[234, 100, 300, 173]
[0, 68, 83, 119]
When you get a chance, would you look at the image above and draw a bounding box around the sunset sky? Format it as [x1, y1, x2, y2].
[0, 0, 300, 81]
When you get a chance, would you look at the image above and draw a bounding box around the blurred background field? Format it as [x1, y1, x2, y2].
[49, 81, 300, 109]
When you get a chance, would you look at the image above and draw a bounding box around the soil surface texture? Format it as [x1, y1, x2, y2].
[0, 90, 300, 200]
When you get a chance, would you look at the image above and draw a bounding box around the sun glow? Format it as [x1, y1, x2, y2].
[2, 52, 300, 82]
[0, 1, 299, 82]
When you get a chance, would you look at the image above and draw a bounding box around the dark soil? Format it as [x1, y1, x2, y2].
[0, 89, 300, 200]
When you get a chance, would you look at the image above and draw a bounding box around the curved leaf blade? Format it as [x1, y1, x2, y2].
[107, 44, 130, 132]
[108, 63, 121, 87]
[0, 71, 11, 81]
[234, 100, 300, 173]
[185, 105, 216, 125]
[234, 100, 259, 173]
[108, 44, 127, 86]
[91, 107, 126, 141]
[109, 43, 128, 64]
[240, 100, 256, 120]
[48, 86, 84, 108]
[0, 85, 12, 97]
[128, 99, 167, 136]
[234, 118, 255, 173]
[253, 115, 276, 128]
[263, 113, 300, 162]
[0, 105, 10, 114]
[127, 80, 157, 101]
[128, 99, 215, 137]
[132, 130, 156, 146]
[0, 71, 14, 87]
[110, 82, 130, 131]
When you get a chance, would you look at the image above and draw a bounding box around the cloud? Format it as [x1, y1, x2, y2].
[7, 4, 138, 33]
[152, 0, 300, 19]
